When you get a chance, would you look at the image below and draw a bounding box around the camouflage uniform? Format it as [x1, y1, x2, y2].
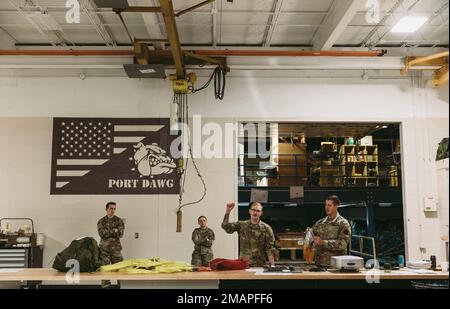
[222, 219, 275, 267]
[97, 215, 125, 265]
[191, 227, 215, 267]
[311, 213, 351, 267]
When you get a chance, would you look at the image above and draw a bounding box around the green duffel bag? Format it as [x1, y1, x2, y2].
[52, 237, 101, 272]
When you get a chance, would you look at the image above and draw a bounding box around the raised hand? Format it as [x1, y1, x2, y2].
[226, 202, 235, 213]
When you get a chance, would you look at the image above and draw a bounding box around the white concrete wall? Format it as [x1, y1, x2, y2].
[0, 74, 448, 265]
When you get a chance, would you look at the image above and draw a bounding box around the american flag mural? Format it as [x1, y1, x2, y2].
[50, 118, 180, 194]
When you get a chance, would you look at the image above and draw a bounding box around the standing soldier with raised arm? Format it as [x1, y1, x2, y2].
[222, 202, 275, 267]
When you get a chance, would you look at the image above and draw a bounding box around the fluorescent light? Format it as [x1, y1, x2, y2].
[391, 16, 428, 33]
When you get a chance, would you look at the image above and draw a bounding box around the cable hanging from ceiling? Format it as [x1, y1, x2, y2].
[173, 92, 207, 232]
[192, 65, 227, 100]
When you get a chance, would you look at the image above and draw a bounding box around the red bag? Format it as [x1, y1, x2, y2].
[210, 258, 227, 270]
[210, 258, 249, 271]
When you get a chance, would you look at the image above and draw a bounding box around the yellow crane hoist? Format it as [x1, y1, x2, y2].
[170, 72, 197, 94]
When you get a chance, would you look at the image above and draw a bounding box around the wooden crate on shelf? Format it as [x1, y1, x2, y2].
[275, 232, 305, 261]
[276, 232, 305, 248]
[277, 142, 307, 186]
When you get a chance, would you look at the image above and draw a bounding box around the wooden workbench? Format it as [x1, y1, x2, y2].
[0, 268, 449, 288]
[0, 268, 448, 282]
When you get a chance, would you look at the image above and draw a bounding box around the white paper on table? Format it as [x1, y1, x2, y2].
[290, 186, 304, 199]
[246, 268, 264, 272]
[400, 269, 438, 275]
[250, 189, 268, 203]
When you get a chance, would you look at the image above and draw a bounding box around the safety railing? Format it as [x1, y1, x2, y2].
[349, 234, 377, 260]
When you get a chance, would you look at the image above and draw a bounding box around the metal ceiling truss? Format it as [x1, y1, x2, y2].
[175, 0, 215, 17]
[7, 0, 70, 46]
[370, 0, 422, 48]
[360, 0, 405, 48]
[262, 0, 284, 47]
[410, 1, 450, 48]
[2, 0, 448, 50]
[81, 0, 117, 47]
[312, 0, 361, 50]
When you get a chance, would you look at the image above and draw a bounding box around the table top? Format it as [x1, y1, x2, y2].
[0, 268, 448, 282]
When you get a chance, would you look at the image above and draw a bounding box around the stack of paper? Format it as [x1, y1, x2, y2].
[406, 260, 432, 269]
[401, 268, 436, 275]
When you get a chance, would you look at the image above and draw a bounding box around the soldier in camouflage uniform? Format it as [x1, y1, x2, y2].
[222, 202, 275, 267]
[191, 216, 215, 267]
[97, 202, 125, 265]
[311, 195, 351, 267]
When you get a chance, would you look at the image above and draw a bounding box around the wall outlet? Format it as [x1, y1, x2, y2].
[424, 197, 437, 212]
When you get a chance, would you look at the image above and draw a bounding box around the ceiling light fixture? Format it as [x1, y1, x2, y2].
[391, 16, 428, 33]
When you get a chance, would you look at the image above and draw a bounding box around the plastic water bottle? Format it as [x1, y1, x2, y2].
[397, 255, 405, 268]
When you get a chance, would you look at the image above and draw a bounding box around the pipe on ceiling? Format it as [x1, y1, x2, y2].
[0, 50, 134, 56]
[0, 49, 384, 57]
[194, 50, 385, 57]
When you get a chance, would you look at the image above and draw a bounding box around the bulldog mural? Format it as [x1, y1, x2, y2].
[51, 118, 180, 194]
[133, 142, 177, 177]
